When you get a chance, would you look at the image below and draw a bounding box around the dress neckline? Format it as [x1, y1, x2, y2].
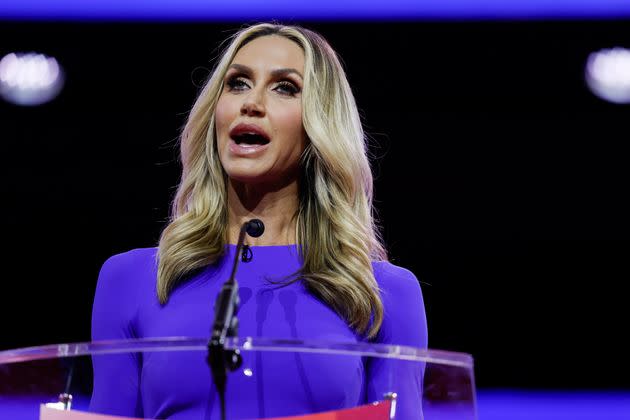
[226, 243, 298, 248]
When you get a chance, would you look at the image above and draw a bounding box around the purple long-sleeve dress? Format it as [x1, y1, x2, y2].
[89, 245, 427, 419]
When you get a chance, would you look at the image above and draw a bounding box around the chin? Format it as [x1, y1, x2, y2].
[225, 167, 271, 185]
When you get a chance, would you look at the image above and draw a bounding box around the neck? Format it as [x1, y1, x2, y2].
[227, 178, 299, 246]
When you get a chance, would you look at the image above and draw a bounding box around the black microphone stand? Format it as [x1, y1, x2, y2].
[207, 219, 264, 420]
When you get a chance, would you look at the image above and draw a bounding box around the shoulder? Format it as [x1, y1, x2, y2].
[371, 260, 427, 348]
[92, 248, 158, 340]
[99, 247, 158, 276]
[372, 260, 422, 299]
[96, 247, 158, 293]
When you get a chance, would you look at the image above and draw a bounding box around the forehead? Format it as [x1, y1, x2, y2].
[232, 35, 305, 73]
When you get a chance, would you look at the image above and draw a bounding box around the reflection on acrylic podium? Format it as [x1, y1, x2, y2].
[0, 337, 477, 419]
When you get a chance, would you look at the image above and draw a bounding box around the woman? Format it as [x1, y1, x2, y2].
[90, 23, 427, 419]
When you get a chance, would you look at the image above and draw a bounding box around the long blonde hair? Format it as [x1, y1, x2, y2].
[158, 23, 387, 338]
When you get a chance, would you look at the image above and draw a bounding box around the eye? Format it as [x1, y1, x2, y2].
[226, 75, 250, 92]
[274, 80, 300, 96]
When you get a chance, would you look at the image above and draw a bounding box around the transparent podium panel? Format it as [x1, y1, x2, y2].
[0, 338, 477, 419]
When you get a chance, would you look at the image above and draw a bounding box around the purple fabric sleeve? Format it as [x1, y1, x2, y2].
[367, 262, 428, 419]
[90, 250, 151, 417]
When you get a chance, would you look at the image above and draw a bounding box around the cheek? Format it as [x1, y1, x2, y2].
[274, 106, 304, 148]
[215, 95, 235, 141]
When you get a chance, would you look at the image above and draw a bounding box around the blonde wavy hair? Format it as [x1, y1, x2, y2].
[158, 23, 387, 338]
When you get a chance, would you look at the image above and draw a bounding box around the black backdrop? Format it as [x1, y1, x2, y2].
[1, 20, 628, 390]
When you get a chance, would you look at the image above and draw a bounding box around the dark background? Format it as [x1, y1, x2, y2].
[1, 20, 628, 390]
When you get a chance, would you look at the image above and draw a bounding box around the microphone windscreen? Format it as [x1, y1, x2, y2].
[246, 219, 265, 238]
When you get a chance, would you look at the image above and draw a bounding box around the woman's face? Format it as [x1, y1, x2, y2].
[215, 35, 307, 186]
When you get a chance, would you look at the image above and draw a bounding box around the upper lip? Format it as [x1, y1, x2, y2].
[229, 123, 270, 142]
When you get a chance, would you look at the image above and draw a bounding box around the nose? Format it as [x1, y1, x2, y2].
[240, 88, 266, 117]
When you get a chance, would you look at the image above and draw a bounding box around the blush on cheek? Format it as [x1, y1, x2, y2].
[214, 99, 227, 132]
[214, 96, 235, 151]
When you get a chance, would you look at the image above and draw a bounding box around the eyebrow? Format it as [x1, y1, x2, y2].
[228, 63, 303, 80]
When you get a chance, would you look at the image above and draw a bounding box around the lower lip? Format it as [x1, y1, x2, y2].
[229, 140, 270, 156]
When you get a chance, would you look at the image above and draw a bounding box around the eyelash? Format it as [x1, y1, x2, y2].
[225, 75, 300, 96]
[275, 81, 300, 96]
[226, 77, 249, 91]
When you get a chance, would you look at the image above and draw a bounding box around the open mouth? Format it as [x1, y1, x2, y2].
[231, 133, 270, 146]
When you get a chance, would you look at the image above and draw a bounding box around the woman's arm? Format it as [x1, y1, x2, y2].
[89, 252, 144, 417]
[365, 262, 428, 419]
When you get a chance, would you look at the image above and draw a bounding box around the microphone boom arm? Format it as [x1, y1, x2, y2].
[207, 219, 264, 420]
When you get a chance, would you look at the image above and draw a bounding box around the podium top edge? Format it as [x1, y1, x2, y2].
[0, 337, 473, 368]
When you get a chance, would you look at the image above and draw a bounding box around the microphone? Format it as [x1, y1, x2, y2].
[207, 219, 264, 420]
[242, 219, 264, 263]
[246, 218, 265, 238]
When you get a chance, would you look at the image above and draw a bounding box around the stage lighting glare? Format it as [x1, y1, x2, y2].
[585, 47, 630, 104]
[0, 52, 65, 106]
